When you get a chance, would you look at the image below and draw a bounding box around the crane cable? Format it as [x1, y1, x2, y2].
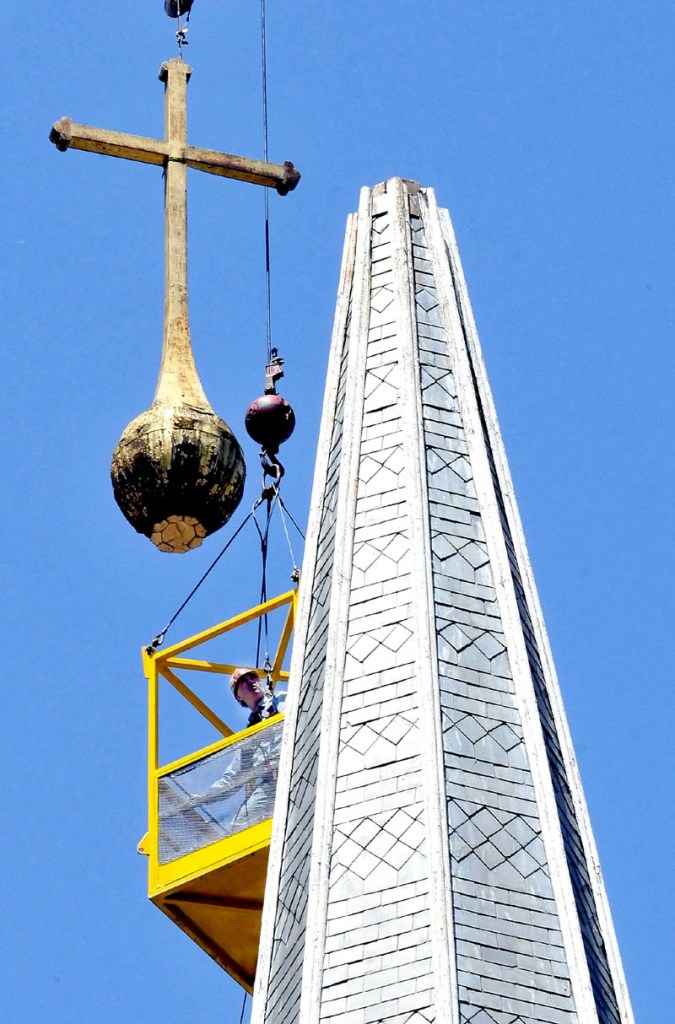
[252, 487, 276, 674]
[261, 0, 273, 362]
[251, 0, 297, 681]
[175, 1, 191, 56]
[146, 512, 254, 652]
[146, 492, 304, 653]
[251, 483, 303, 682]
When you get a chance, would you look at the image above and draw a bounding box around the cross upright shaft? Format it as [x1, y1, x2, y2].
[161, 60, 198, 405]
[50, 57, 300, 409]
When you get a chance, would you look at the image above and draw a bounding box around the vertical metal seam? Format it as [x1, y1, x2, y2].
[251, 210, 359, 1024]
[438, 206, 635, 1024]
[425, 191, 598, 1023]
[297, 185, 375, 1024]
[390, 178, 460, 1024]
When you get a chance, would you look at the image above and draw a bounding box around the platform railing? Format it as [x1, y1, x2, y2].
[139, 589, 296, 892]
[157, 716, 284, 864]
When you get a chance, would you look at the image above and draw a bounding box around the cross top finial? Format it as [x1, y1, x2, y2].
[50, 60, 300, 552]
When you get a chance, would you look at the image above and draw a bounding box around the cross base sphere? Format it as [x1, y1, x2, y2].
[111, 402, 245, 553]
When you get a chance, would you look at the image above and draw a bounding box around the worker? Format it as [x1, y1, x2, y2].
[201, 667, 282, 829]
[230, 666, 281, 727]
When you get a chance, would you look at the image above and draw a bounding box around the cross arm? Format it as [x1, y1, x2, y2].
[49, 117, 301, 195]
[185, 145, 300, 195]
[49, 117, 168, 167]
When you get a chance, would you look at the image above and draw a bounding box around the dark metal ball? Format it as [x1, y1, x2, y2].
[245, 394, 296, 454]
[164, 0, 196, 18]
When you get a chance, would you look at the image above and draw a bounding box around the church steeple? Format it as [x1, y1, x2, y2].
[251, 178, 635, 1024]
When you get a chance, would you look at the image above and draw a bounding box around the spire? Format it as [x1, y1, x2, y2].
[251, 178, 634, 1024]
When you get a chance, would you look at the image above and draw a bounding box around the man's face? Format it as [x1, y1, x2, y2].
[235, 671, 265, 711]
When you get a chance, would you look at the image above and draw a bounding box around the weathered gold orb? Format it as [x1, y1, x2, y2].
[111, 401, 245, 552]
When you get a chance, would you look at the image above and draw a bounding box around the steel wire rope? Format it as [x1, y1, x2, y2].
[174, 1, 191, 57]
[277, 495, 306, 542]
[255, 0, 296, 689]
[277, 498, 300, 576]
[260, 0, 273, 362]
[251, 488, 280, 672]
[146, 487, 304, 653]
[147, 511, 254, 650]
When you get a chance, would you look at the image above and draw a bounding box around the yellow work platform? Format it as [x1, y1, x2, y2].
[139, 591, 296, 991]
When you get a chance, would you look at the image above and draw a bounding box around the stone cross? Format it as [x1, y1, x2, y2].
[49, 57, 299, 409]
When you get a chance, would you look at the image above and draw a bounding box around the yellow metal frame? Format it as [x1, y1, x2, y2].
[141, 589, 297, 895]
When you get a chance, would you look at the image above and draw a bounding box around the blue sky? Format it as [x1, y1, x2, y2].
[4, 3, 673, 1021]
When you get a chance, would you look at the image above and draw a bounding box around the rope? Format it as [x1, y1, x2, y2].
[261, 0, 273, 361]
[251, 488, 280, 671]
[277, 498, 300, 577]
[238, 990, 248, 1024]
[175, 2, 191, 56]
[147, 512, 254, 651]
[146, 490, 304, 655]
[278, 495, 306, 541]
